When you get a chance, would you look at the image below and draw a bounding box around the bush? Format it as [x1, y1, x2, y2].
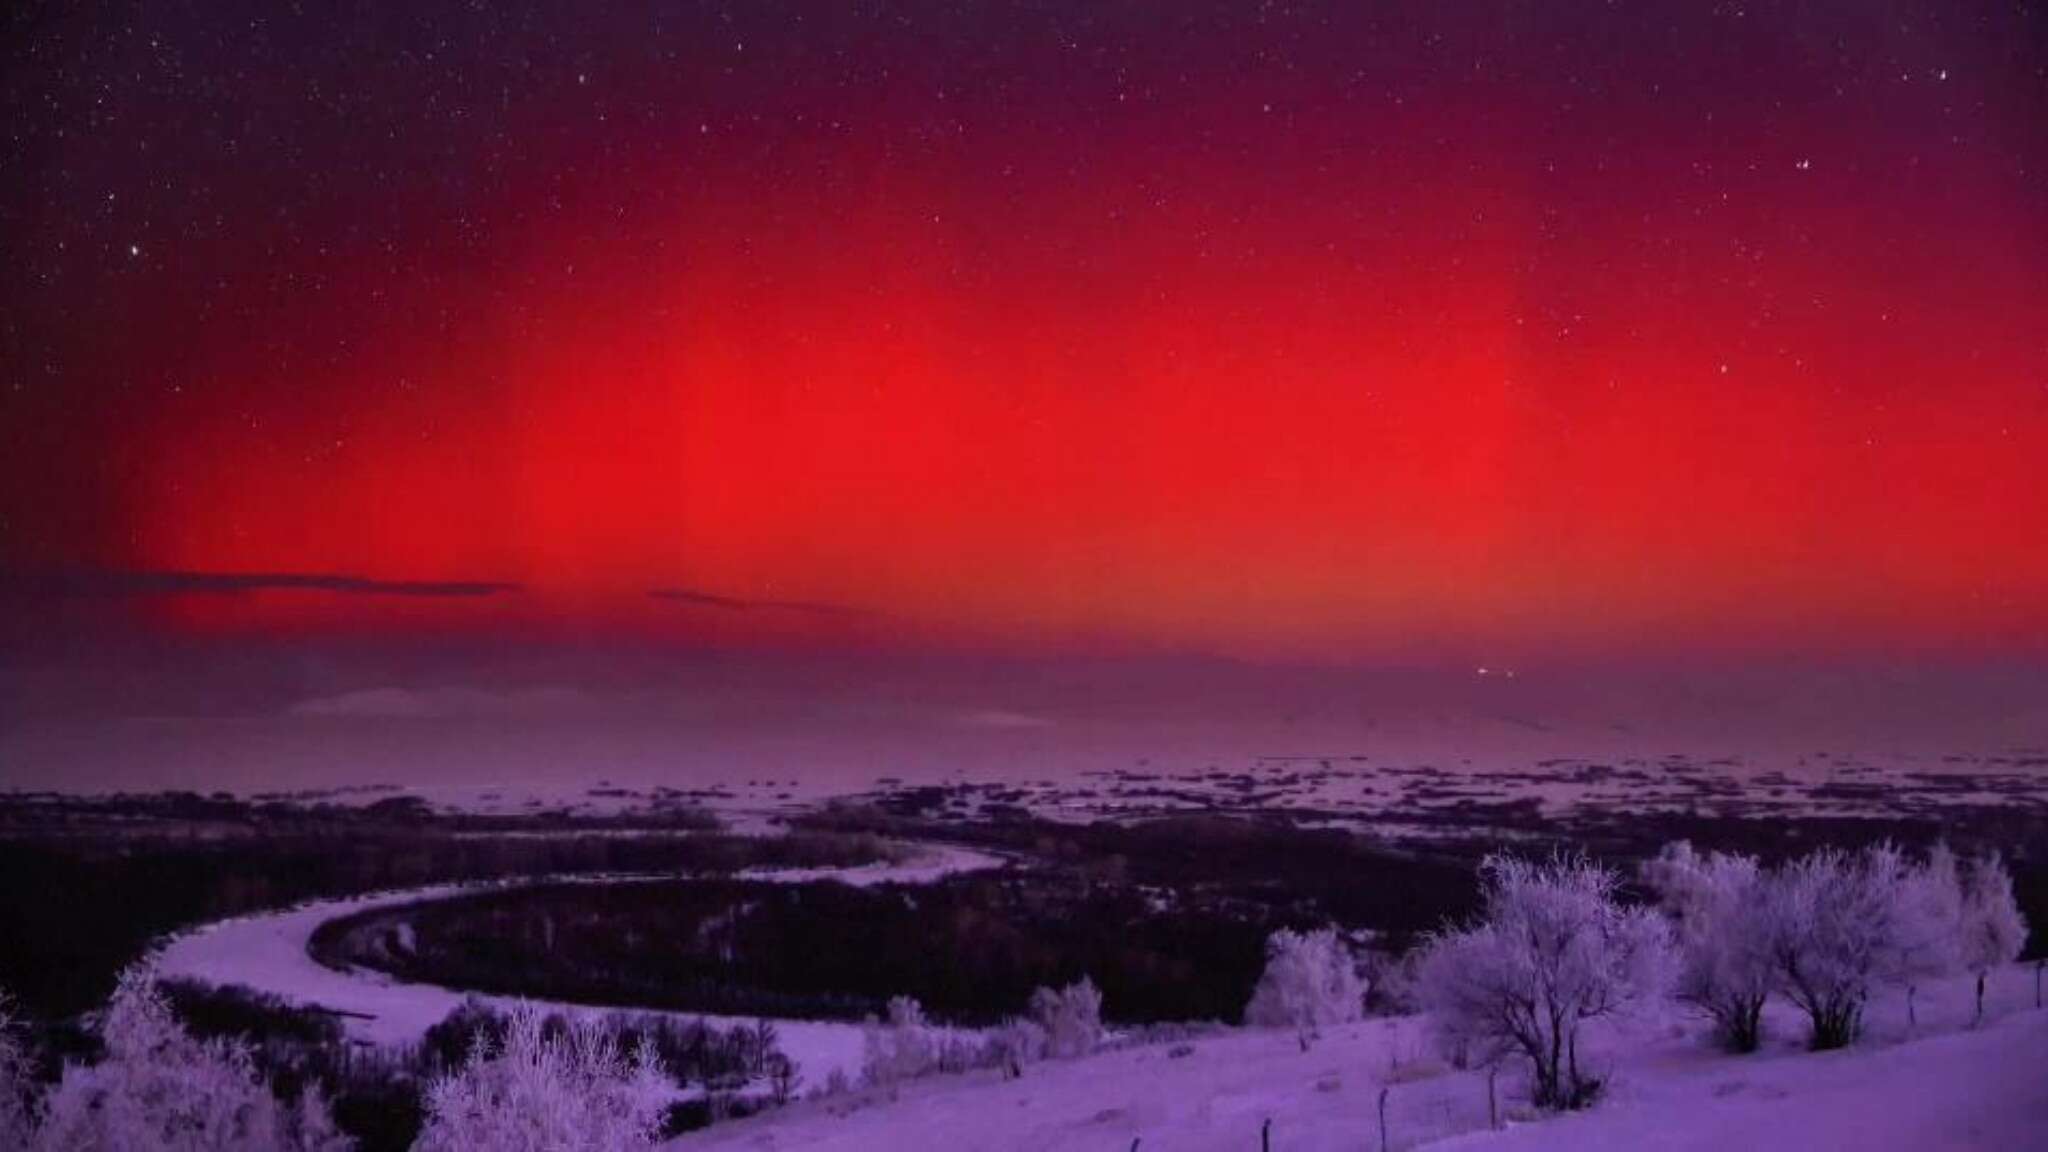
[859, 996, 936, 1088]
[32, 968, 344, 1151]
[413, 1004, 676, 1152]
[1029, 977, 1104, 1059]
[1243, 928, 1365, 1033]
[989, 1016, 1047, 1077]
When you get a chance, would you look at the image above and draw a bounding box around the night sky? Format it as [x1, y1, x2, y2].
[4, 1, 2047, 671]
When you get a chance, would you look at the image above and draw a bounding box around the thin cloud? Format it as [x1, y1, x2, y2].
[646, 586, 869, 617]
[289, 686, 594, 718]
[2, 568, 520, 598]
[954, 708, 1056, 730]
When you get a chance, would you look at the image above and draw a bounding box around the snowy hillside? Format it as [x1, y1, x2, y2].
[673, 967, 2048, 1151]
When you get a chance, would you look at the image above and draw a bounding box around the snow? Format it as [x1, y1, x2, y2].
[149, 842, 1005, 1086]
[671, 967, 2048, 1151]
[1436, 1011, 2048, 1151]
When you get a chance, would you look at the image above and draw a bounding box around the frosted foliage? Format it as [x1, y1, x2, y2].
[1889, 843, 1965, 986]
[1416, 853, 1672, 1109]
[33, 968, 303, 1152]
[1960, 850, 2028, 1024]
[1640, 842, 1778, 1050]
[1030, 978, 1105, 1059]
[860, 996, 936, 1087]
[991, 1017, 1049, 1069]
[1765, 844, 1916, 1049]
[414, 1004, 676, 1152]
[1960, 852, 2027, 977]
[1243, 928, 1365, 1031]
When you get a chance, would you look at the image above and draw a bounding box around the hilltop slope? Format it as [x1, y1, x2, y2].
[675, 967, 2048, 1151]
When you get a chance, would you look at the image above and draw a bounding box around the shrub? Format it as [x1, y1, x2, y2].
[33, 968, 343, 1151]
[1243, 928, 1365, 1033]
[1029, 978, 1104, 1059]
[989, 1017, 1047, 1077]
[413, 1004, 676, 1152]
[859, 997, 936, 1087]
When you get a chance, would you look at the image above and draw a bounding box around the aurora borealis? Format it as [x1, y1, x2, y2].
[3, 2, 2046, 664]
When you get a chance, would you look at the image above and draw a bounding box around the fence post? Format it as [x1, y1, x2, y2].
[1488, 1067, 1498, 1130]
[1378, 1086, 1390, 1152]
[1261, 1116, 1270, 1152]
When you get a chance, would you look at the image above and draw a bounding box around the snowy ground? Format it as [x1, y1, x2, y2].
[674, 966, 2048, 1151]
[149, 841, 1005, 1083]
[1437, 1009, 2048, 1151]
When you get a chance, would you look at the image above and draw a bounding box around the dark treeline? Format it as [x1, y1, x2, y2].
[0, 794, 896, 1020]
[312, 809, 1514, 1028]
[316, 873, 1289, 1026]
[801, 806, 1489, 951]
[799, 802, 2048, 959]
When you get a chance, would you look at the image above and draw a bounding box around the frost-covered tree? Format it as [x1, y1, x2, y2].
[1029, 978, 1104, 1059]
[0, 990, 36, 1151]
[1415, 853, 1672, 1110]
[1959, 851, 2028, 1026]
[1639, 842, 1777, 1052]
[414, 1004, 676, 1152]
[1885, 843, 1964, 1028]
[859, 996, 936, 1087]
[1243, 928, 1365, 1034]
[33, 967, 312, 1152]
[1765, 844, 1915, 1050]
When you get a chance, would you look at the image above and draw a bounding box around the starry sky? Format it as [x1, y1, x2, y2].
[4, 1, 2047, 669]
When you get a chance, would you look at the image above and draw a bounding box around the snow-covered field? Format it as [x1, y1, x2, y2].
[674, 967, 2048, 1151]
[1438, 1010, 2048, 1151]
[149, 842, 1005, 1083]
